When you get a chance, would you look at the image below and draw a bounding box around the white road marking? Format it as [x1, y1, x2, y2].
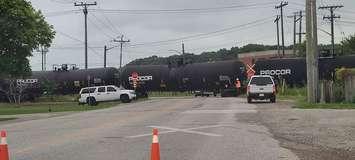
[149, 126, 222, 137]
[183, 110, 257, 114]
[126, 125, 225, 138]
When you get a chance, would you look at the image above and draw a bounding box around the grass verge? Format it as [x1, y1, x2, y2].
[148, 91, 193, 97]
[295, 98, 355, 109]
[0, 101, 122, 115]
[0, 118, 18, 121]
[277, 87, 355, 109]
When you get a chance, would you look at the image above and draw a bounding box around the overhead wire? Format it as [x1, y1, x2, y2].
[89, 2, 276, 14]
[95, 6, 122, 35]
[127, 16, 274, 48]
[87, 16, 116, 40]
[56, 30, 104, 58]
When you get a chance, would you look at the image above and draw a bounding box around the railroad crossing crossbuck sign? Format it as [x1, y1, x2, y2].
[246, 64, 256, 78]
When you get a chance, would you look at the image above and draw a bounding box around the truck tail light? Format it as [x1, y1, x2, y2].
[273, 85, 276, 93]
[247, 85, 250, 93]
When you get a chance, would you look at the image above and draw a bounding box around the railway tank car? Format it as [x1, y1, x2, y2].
[254, 58, 306, 85]
[121, 60, 246, 92]
[254, 55, 355, 86]
[31, 67, 119, 94]
[120, 65, 171, 91]
[172, 60, 246, 92]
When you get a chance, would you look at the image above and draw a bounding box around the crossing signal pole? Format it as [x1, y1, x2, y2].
[319, 5, 343, 56]
[274, 15, 281, 57]
[275, 1, 288, 57]
[74, 1, 97, 69]
[306, 0, 319, 103]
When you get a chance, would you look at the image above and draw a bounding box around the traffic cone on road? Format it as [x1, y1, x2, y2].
[0, 130, 9, 160]
[151, 128, 160, 160]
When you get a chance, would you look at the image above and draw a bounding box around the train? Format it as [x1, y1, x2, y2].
[0, 55, 354, 102]
[254, 55, 355, 86]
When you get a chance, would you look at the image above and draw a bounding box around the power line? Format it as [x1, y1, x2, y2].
[52, 17, 273, 51]
[90, 2, 275, 14]
[45, 9, 81, 17]
[128, 17, 273, 48]
[95, 6, 122, 35]
[50, 0, 74, 4]
[90, 13, 121, 37]
[87, 16, 116, 40]
[56, 30, 103, 58]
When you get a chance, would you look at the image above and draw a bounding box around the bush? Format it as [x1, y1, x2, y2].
[277, 86, 306, 97]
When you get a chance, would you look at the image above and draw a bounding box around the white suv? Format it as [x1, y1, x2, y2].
[78, 85, 136, 105]
[247, 75, 276, 103]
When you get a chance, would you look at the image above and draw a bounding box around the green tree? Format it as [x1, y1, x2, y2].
[341, 34, 355, 55]
[0, 0, 55, 78]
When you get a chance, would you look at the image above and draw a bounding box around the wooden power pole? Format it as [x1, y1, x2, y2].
[275, 1, 288, 57]
[74, 1, 97, 69]
[274, 15, 281, 57]
[306, 0, 319, 103]
[319, 5, 343, 56]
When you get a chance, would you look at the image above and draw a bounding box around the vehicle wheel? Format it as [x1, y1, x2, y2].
[270, 96, 276, 103]
[121, 94, 131, 103]
[86, 97, 97, 106]
[247, 97, 252, 103]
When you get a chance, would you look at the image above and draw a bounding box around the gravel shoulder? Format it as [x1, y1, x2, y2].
[237, 100, 355, 160]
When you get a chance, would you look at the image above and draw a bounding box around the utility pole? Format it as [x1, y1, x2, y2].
[275, 1, 288, 57]
[74, 1, 97, 69]
[274, 15, 281, 57]
[182, 42, 185, 64]
[114, 35, 130, 70]
[288, 13, 297, 55]
[38, 46, 49, 71]
[103, 45, 115, 68]
[319, 5, 343, 56]
[104, 46, 107, 68]
[306, 0, 319, 103]
[298, 11, 305, 45]
[289, 11, 305, 55]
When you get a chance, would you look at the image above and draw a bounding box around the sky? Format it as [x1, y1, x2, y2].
[28, 0, 355, 71]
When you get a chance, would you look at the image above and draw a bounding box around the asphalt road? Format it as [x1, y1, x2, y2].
[0, 98, 299, 160]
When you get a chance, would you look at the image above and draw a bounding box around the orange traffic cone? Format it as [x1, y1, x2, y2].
[0, 130, 9, 160]
[150, 128, 160, 160]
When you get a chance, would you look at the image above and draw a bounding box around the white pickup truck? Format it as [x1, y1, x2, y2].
[78, 85, 136, 105]
[247, 75, 276, 103]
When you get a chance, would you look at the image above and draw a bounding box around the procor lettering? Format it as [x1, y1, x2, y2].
[260, 69, 291, 76]
[129, 76, 153, 81]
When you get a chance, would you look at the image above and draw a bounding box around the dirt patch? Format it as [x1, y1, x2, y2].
[237, 100, 355, 160]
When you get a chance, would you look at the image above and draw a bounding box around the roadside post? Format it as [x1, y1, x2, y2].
[131, 72, 139, 90]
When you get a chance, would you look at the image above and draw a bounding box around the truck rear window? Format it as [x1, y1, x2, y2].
[250, 77, 273, 85]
